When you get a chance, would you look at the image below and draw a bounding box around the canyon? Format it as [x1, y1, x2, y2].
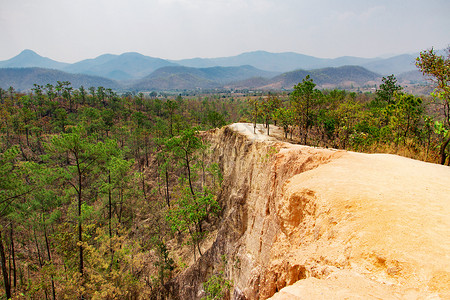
[169, 123, 450, 299]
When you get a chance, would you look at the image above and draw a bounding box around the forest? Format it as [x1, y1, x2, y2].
[0, 48, 449, 299]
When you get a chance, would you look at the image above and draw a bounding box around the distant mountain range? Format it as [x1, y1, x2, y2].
[0, 68, 119, 91]
[0, 49, 428, 91]
[173, 51, 418, 75]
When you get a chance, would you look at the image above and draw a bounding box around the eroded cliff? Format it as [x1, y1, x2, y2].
[169, 123, 450, 299]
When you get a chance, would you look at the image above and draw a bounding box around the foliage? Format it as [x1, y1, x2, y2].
[202, 271, 232, 300]
[273, 107, 293, 139]
[202, 255, 232, 300]
[290, 75, 322, 144]
[416, 47, 450, 164]
[376, 74, 403, 104]
[165, 127, 221, 259]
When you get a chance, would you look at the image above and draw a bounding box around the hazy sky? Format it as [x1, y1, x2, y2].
[1, 0, 449, 62]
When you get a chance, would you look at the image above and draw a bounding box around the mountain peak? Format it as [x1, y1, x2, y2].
[12, 49, 43, 61]
[19, 49, 39, 56]
[0, 49, 68, 69]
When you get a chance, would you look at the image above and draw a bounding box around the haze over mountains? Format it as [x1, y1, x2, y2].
[0, 49, 426, 91]
[173, 50, 418, 75]
[0, 68, 119, 91]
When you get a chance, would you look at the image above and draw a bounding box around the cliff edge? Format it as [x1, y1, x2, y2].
[169, 123, 450, 299]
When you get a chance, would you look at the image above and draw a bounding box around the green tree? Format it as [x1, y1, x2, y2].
[0, 147, 36, 299]
[416, 47, 450, 164]
[45, 84, 56, 101]
[247, 97, 260, 134]
[97, 86, 106, 107]
[334, 95, 363, 149]
[24, 163, 62, 300]
[152, 238, 174, 287]
[164, 99, 179, 137]
[0, 147, 21, 299]
[387, 93, 423, 147]
[273, 106, 294, 139]
[376, 74, 403, 104]
[46, 126, 106, 283]
[290, 75, 322, 144]
[0, 88, 5, 104]
[165, 128, 220, 259]
[60, 81, 73, 111]
[78, 86, 87, 105]
[206, 110, 226, 129]
[98, 139, 135, 272]
[260, 93, 281, 135]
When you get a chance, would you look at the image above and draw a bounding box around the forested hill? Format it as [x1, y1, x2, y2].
[273, 65, 380, 87]
[227, 65, 381, 89]
[0, 68, 119, 90]
[130, 65, 278, 90]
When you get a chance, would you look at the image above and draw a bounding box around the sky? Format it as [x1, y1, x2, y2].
[0, 0, 449, 63]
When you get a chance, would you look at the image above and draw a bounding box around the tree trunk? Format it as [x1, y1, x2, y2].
[10, 225, 16, 290]
[440, 134, 450, 165]
[44, 224, 56, 300]
[118, 189, 124, 225]
[185, 152, 195, 197]
[33, 228, 43, 267]
[25, 127, 29, 147]
[0, 231, 11, 300]
[303, 125, 308, 145]
[165, 169, 170, 207]
[170, 114, 173, 137]
[141, 170, 147, 201]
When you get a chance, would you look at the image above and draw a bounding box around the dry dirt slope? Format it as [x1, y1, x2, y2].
[170, 123, 450, 299]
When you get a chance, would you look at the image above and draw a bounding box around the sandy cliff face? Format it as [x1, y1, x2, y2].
[169, 123, 450, 299]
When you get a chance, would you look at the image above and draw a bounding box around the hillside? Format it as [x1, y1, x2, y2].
[170, 123, 450, 299]
[228, 65, 381, 90]
[0, 67, 119, 90]
[397, 69, 428, 84]
[130, 65, 277, 90]
[272, 65, 380, 88]
[362, 53, 418, 75]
